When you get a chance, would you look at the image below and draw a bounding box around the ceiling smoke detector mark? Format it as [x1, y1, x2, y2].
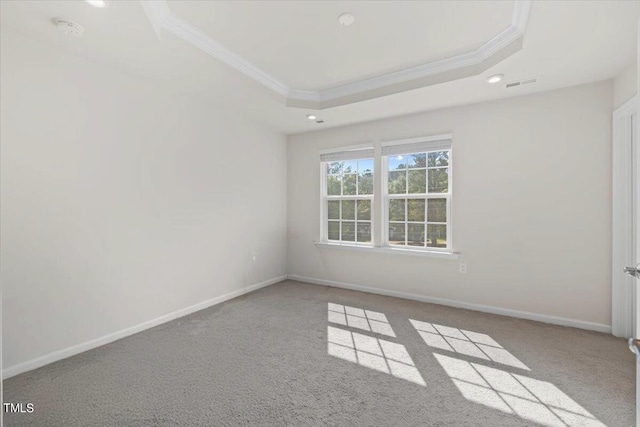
[338, 13, 355, 26]
[506, 77, 539, 89]
[55, 19, 84, 37]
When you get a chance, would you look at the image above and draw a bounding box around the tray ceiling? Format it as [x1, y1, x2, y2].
[143, 0, 530, 109]
[2, 1, 638, 134]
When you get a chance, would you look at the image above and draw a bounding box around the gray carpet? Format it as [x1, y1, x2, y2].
[3, 280, 635, 426]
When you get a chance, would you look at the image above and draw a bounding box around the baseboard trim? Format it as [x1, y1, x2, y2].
[2, 275, 287, 380]
[287, 274, 612, 334]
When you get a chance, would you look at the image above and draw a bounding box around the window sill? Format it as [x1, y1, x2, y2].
[314, 242, 460, 260]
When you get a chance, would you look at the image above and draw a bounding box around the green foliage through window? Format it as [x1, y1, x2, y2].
[326, 159, 374, 196]
[384, 150, 449, 248]
[324, 147, 450, 249]
[325, 157, 373, 244]
[387, 151, 449, 195]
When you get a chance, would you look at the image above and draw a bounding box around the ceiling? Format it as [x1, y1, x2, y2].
[1, 1, 639, 134]
[168, 0, 515, 90]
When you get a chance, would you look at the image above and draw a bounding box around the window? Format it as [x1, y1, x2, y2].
[382, 137, 452, 251]
[321, 146, 374, 245]
[319, 135, 453, 254]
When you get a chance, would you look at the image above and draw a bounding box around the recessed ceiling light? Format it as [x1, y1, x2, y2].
[338, 13, 355, 26]
[486, 74, 504, 84]
[85, 0, 107, 7]
[306, 114, 317, 120]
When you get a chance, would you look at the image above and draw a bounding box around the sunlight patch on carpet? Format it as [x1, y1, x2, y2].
[410, 319, 529, 370]
[434, 353, 605, 427]
[328, 303, 396, 337]
[327, 325, 425, 386]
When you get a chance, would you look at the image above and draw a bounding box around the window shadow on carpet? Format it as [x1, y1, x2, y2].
[327, 325, 425, 386]
[325, 303, 606, 427]
[328, 303, 396, 337]
[434, 353, 605, 427]
[410, 319, 529, 370]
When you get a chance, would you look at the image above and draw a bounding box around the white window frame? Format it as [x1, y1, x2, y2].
[320, 145, 375, 246]
[316, 135, 457, 258]
[381, 135, 453, 253]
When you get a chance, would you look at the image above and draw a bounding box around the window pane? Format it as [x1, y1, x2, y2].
[341, 200, 355, 220]
[342, 221, 355, 241]
[327, 175, 341, 195]
[388, 155, 406, 171]
[343, 174, 357, 195]
[408, 169, 426, 193]
[428, 168, 448, 193]
[427, 224, 447, 248]
[407, 153, 427, 168]
[327, 162, 343, 175]
[328, 200, 340, 220]
[428, 151, 449, 167]
[407, 199, 425, 222]
[427, 198, 446, 223]
[358, 159, 373, 173]
[389, 223, 405, 245]
[408, 224, 425, 247]
[388, 170, 406, 194]
[389, 199, 405, 221]
[328, 221, 340, 241]
[343, 160, 357, 174]
[358, 170, 373, 195]
[357, 222, 371, 243]
[357, 200, 371, 220]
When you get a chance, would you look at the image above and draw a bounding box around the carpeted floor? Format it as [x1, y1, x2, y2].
[3, 280, 635, 426]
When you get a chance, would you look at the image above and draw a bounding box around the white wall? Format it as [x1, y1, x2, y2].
[0, 31, 287, 371]
[614, 60, 637, 109]
[288, 81, 613, 327]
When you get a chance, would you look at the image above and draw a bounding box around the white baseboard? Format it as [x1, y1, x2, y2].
[287, 274, 612, 334]
[2, 275, 287, 380]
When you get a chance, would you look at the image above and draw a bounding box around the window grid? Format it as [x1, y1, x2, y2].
[383, 149, 451, 251]
[320, 138, 452, 253]
[326, 199, 372, 244]
[387, 196, 448, 248]
[322, 158, 374, 245]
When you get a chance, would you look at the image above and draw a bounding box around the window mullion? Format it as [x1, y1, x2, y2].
[321, 163, 326, 241]
[373, 142, 383, 247]
[339, 198, 342, 242]
[404, 198, 408, 246]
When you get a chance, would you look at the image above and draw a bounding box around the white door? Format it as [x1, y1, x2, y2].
[613, 95, 639, 427]
[629, 21, 640, 424]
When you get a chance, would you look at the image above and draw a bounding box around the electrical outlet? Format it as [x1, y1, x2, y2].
[459, 263, 467, 274]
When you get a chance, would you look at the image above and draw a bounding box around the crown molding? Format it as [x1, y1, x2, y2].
[141, 0, 290, 97]
[511, 0, 532, 32]
[140, 0, 531, 109]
